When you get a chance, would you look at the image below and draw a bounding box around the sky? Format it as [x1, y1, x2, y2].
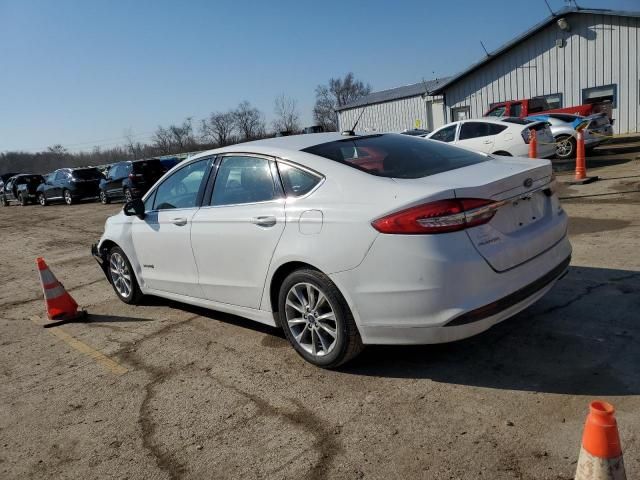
[1, 0, 638, 152]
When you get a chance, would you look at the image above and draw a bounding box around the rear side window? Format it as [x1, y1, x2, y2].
[278, 163, 321, 197]
[302, 134, 487, 179]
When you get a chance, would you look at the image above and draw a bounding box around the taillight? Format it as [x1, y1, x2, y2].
[372, 198, 504, 234]
[129, 173, 143, 180]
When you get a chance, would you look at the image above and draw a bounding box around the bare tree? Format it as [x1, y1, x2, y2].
[47, 144, 69, 162]
[313, 72, 371, 131]
[168, 118, 196, 152]
[272, 94, 300, 133]
[123, 128, 143, 159]
[152, 126, 173, 155]
[201, 111, 236, 147]
[233, 101, 266, 141]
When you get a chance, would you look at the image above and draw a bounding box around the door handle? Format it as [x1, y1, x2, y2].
[483, 140, 492, 144]
[172, 217, 188, 226]
[251, 216, 277, 227]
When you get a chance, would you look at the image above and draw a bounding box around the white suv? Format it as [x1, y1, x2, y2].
[427, 117, 556, 158]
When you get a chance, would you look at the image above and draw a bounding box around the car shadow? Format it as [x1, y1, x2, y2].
[339, 265, 640, 396]
[87, 313, 154, 323]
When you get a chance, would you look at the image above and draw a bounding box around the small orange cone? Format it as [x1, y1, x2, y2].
[575, 400, 627, 480]
[36, 257, 87, 328]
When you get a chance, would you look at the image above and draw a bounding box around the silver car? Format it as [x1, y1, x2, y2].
[527, 113, 613, 159]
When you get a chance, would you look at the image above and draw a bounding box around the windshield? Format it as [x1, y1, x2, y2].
[302, 134, 487, 179]
[72, 168, 102, 180]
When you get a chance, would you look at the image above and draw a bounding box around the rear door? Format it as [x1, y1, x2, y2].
[456, 121, 496, 153]
[190, 155, 286, 308]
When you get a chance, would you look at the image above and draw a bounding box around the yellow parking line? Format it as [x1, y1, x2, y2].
[31, 317, 128, 375]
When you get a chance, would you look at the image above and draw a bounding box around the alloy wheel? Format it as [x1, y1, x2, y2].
[39, 194, 46, 206]
[124, 189, 133, 202]
[109, 252, 132, 299]
[556, 138, 573, 158]
[284, 282, 338, 357]
[64, 191, 72, 205]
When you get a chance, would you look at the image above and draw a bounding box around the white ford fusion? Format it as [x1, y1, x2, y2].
[92, 133, 571, 368]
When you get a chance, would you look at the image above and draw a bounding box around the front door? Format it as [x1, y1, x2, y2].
[131, 158, 211, 297]
[191, 155, 286, 309]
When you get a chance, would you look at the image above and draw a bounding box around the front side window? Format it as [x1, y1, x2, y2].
[211, 156, 277, 206]
[278, 163, 322, 197]
[430, 124, 457, 143]
[303, 134, 487, 179]
[54, 171, 66, 182]
[153, 159, 209, 210]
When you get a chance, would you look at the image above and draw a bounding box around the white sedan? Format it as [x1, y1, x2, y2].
[92, 133, 571, 368]
[427, 117, 556, 158]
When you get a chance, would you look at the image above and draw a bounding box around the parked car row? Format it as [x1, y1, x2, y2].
[425, 112, 612, 159]
[1, 158, 180, 207]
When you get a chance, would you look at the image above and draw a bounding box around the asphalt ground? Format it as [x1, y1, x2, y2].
[1, 153, 639, 479]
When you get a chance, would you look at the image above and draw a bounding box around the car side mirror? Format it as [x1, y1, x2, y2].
[123, 198, 145, 219]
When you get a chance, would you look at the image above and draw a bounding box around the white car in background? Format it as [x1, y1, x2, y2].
[427, 117, 556, 158]
[93, 133, 571, 368]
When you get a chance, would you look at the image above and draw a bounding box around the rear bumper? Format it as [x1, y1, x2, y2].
[330, 229, 572, 345]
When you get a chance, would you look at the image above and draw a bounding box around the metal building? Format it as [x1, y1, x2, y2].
[431, 7, 640, 134]
[336, 78, 449, 133]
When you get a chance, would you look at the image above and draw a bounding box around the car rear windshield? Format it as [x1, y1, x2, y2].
[16, 175, 43, 184]
[133, 160, 165, 176]
[72, 168, 102, 180]
[302, 134, 487, 179]
[501, 117, 533, 125]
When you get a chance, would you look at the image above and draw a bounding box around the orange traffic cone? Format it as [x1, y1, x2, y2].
[36, 257, 87, 328]
[575, 400, 627, 480]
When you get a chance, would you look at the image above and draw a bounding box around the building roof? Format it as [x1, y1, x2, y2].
[335, 77, 450, 112]
[432, 7, 640, 94]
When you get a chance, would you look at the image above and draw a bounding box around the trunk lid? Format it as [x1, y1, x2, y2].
[394, 157, 566, 272]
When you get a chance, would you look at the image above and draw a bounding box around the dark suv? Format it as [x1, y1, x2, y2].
[36, 167, 104, 206]
[1, 174, 44, 206]
[99, 159, 165, 204]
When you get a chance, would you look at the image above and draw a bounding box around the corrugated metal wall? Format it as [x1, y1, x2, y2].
[337, 95, 444, 132]
[443, 13, 639, 134]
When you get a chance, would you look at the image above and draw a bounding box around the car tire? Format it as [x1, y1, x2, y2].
[492, 151, 512, 156]
[18, 193, 27, 206]
[124, 188, 133, 203]
[38, 193, 48, 206]
[100, 190, 110, 204]
[555, 135, 576, 159]
[107, 246, 143, 305]
[63, 189, 74, 205]
[278, 268, 363, 368]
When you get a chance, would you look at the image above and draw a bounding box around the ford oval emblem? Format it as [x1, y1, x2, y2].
[523, 178, 533, 188]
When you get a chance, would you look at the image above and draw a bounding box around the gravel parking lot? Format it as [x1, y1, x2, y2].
[1, 157, 639, 479]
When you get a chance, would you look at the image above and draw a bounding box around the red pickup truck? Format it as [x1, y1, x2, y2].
[484, 97, 607, 118]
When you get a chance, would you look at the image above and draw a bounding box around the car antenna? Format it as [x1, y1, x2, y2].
[342, 95, 370, 136]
